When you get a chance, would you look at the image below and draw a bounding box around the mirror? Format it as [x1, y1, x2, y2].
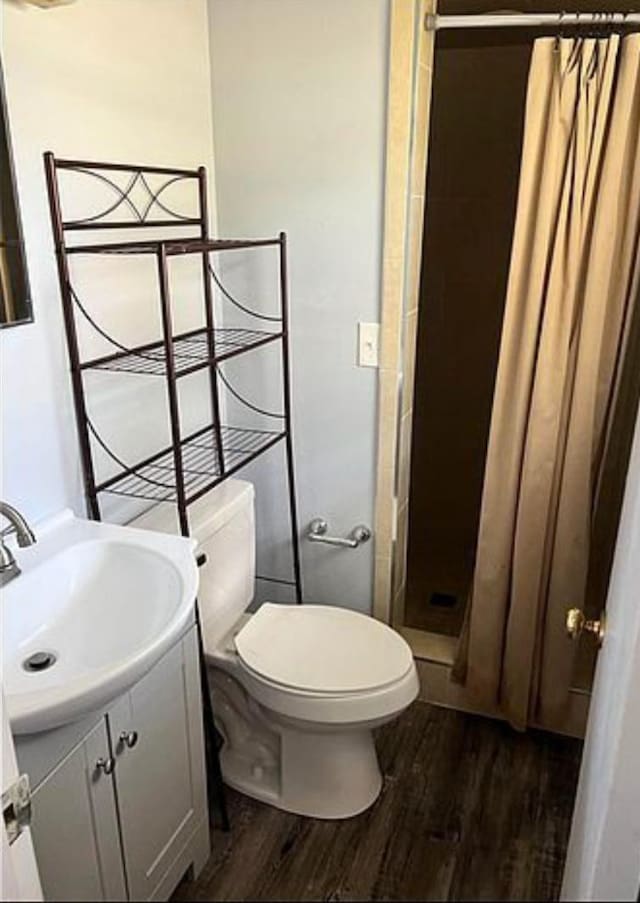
[0, 64, 32, 327]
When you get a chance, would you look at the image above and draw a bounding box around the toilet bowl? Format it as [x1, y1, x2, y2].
[132, 480, 419, 819]
[210, 601, 418, 818]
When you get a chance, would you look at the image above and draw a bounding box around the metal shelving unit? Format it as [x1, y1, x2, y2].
[43, 153, 304, 828]
[43, 153, 302, 603]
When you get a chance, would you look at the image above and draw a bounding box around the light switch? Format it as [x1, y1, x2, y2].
[358, 322, 380, 368]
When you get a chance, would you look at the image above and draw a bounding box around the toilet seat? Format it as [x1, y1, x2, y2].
[234, 602, 414, 693]
[231, 603, 418, 725]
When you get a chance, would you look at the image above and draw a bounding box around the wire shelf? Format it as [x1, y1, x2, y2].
[66, 237, 281, 256]
[97, 424, 285, 503]
[83, 327, 283, 377]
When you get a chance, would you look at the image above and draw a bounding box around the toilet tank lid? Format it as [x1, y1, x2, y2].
[130, 479, 254, 542]
[234, 603, 414, 694]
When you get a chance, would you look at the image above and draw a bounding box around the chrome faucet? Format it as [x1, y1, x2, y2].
[0, 502, 36, 587]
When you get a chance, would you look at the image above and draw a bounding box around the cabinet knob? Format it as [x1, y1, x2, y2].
[119, 730, 139, 749]
[95, 756, 116, 776]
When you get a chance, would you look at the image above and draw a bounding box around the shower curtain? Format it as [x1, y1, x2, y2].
[456, 34, 640, 730]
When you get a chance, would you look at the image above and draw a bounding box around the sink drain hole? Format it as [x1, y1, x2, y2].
[23, 651, 57, 673]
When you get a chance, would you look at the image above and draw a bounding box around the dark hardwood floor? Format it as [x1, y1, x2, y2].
[173, 702, 582, 902]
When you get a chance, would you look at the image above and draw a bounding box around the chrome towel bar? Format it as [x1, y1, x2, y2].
[307, 518, 372, 549]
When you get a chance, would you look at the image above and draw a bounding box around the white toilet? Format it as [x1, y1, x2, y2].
[133, 479, 419, 819]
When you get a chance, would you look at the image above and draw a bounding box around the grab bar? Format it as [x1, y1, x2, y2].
[307, 518, 372, 549]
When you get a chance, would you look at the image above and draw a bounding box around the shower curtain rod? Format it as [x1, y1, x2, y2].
[426, 12, 640, 31]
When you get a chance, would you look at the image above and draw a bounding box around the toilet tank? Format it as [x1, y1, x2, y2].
[130, 480, 255, 653]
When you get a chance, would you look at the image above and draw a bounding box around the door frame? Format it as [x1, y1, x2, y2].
[1, 689, 43, 902]
[373, 0, 435, 628]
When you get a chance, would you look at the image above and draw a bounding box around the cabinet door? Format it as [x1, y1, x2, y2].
[108, 628, 207, 901]
[29, 718, 126, 902]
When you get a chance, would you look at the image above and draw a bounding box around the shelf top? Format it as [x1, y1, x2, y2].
[65, 236, 283, 256]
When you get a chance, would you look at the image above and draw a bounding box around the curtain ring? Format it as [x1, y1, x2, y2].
[585, 16, 600, 80]
[563, 13, 583, 75]
[554, 10, 565, 52]
[618, 12, 626, 34]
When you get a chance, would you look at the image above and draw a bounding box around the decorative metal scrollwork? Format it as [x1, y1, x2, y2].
[63, 168, 195, 227]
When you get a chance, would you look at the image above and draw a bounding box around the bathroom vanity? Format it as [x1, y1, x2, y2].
[14, 626, 208, 901]
[3, 511, 210, 901]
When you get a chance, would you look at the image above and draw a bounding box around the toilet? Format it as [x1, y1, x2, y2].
[132, 480, 419, 819]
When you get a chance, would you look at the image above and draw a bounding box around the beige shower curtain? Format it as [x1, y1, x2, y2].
[457, 34, 640, 730]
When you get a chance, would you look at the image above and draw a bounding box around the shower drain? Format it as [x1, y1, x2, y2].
[23, 651, 57, 673]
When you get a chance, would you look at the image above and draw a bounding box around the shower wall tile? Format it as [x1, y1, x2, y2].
[380, 255, 404, 371]
[405, 195, 426, 314]
[383, 0, 416, 263]
[398, 408, 414, 506]
[393, 498, 410, 596]
[402, 309, 419, 416]
[411, 64, 433, 198]
[418, 0, 436, 71]
[375, 0, 419, 622]
[375, 366, 401, 549]
[392, 582, 407, 627]
[373, 553, 393, 621]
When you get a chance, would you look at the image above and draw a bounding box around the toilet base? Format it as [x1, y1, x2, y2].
[222, 721, 383, 820]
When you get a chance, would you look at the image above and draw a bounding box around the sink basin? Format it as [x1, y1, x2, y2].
[2, 510, 199, 734]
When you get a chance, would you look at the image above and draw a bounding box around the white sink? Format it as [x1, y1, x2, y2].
[2, 510, 199, 734]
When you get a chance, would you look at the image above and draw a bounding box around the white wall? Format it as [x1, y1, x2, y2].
[0, 0, 217, 524]
[208, 0, 389, 612]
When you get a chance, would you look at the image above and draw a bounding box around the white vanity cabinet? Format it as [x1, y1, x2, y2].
[29, 717, 127, 902]
[15, 624, 210, 903]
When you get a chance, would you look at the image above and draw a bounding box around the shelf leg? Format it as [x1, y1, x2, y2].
[195, 606, 230, 832]
[157, 245, 189, 535]
[43, 152, 100, 521]
[198, 170, 231, 829]
[198, 166, 225, 478]
[278, 232, 304, 605]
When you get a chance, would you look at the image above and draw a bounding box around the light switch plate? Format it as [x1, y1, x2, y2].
[358, 322, 380, 368]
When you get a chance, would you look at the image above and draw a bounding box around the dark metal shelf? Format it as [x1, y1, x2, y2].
[96, 424, 285, 504]
[82, 326, 283, 377]
[66, 237, 281, 255]
[45, 150, 302, 604]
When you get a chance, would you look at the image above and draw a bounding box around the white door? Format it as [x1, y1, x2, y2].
[1, 690, 43, 903]
[561, 410, 640, 901]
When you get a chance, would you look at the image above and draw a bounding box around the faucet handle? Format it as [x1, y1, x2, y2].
[0, 541, 20, 585]
[0, 541, 17, 568]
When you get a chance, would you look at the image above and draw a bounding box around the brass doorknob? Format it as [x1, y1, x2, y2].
[566, 608, 606, 646]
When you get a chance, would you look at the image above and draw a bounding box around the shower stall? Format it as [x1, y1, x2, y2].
[379, 1, 640, 735]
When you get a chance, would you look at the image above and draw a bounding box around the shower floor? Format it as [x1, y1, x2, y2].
[404, 546, 470, 636]
[172, 700, 582, 902]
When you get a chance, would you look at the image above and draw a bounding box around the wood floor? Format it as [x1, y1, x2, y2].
[173, 701, 582, 902]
